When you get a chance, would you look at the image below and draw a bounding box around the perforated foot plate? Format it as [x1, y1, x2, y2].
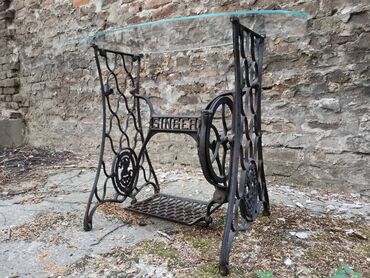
[126, 194, 209, 225]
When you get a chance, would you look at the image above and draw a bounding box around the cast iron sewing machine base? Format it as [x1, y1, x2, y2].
[83, 17, 270, 276]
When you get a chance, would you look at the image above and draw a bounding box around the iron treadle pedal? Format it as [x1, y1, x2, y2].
[126, 193, 209, 226]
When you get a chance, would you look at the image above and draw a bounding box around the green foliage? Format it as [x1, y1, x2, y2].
[256, 270, 273, 278]
[253, 264, 362, 278]
[361, 228, 370, 239]
[196, 262, 220, 277]
[143, 241, 177, 259]
[360, 244, 370, 257]
[327, 264, 361, 278]
[188, 236, 214, 256]
[306, 249, 321, 259]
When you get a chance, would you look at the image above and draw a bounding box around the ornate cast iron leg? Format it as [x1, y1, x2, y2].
[84, 46, 158, 231]
[218, 17, 270, 275]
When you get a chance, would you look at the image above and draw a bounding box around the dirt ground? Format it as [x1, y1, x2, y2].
[0, 147, 369, 277]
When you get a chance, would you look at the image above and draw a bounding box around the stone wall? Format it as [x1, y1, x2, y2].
[2, 0, 369, 196]
[0, 0, 25, 146]
[0, 0, 20, 112]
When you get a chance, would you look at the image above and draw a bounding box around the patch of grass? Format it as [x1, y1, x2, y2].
[142, 241, 177, 259]
[357, 243, 370, 257]
[360, 227, 370, 239]
[256, 270, 273, 278]
[326, 264, 361, 278]
[306, 249, 321, 259]
[354, 228, 370, 257]
[257, 215, 277, 224]
[195, 262, 220, 278]
[188, 236, 214, 255]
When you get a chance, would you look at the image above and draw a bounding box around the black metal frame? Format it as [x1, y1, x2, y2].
[84, 17, 270, 275]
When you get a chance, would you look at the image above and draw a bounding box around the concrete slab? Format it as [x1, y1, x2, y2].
[0, 168, 369, 277]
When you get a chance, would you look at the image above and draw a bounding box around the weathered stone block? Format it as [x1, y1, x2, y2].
[5, 101, 19, 110]
[359, 114, 370, 134]
[9, 61, 20, 70]
[0, 29, 13, 39]
[0, 56, 9, 65]
[144, 0, 171, 10]
[0, 118, 25, 147]
[326, 70, 350, 84]
[2, 87, 16, 95]
[20, 100, 30, 108]
[2, 62, 19, 71]
[6, 70, 17, 78]
[0, 9, 15, 21]
[152, 3, 178, 20]
[0, 3, 8, 12]
[346, 136, 370, 154]
[311, 98, 341, 112]
[264, 160, 299, 178]
[348, 10, 370, 25]
[9, 111, 23, 119]
[0, 78, 19, 88]
[12, 94, 23, 103]
[13, 0, 25, 11]
[0, 20, 6, 30]
[0, 39, 7, 50]
[355, 32, 370, 49]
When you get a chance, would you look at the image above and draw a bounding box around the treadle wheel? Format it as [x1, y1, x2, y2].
[199, 96, 233, 187]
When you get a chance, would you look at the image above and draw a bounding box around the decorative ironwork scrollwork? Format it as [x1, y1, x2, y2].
[239, 161, 259, 222]
[84, 45, 158, 231]
[112, 148, 138, 195]
[219, 18, 270, 276]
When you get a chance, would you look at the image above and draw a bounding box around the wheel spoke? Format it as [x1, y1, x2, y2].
[221, 103, 228, 135]
[216, 154, 223, 176]
[221, 144, 228, 176]
[210, 141, 221, 163]
[210, 124, 221, 140]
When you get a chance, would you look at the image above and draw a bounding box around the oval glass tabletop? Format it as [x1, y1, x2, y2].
[62, 10, 309, 54]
